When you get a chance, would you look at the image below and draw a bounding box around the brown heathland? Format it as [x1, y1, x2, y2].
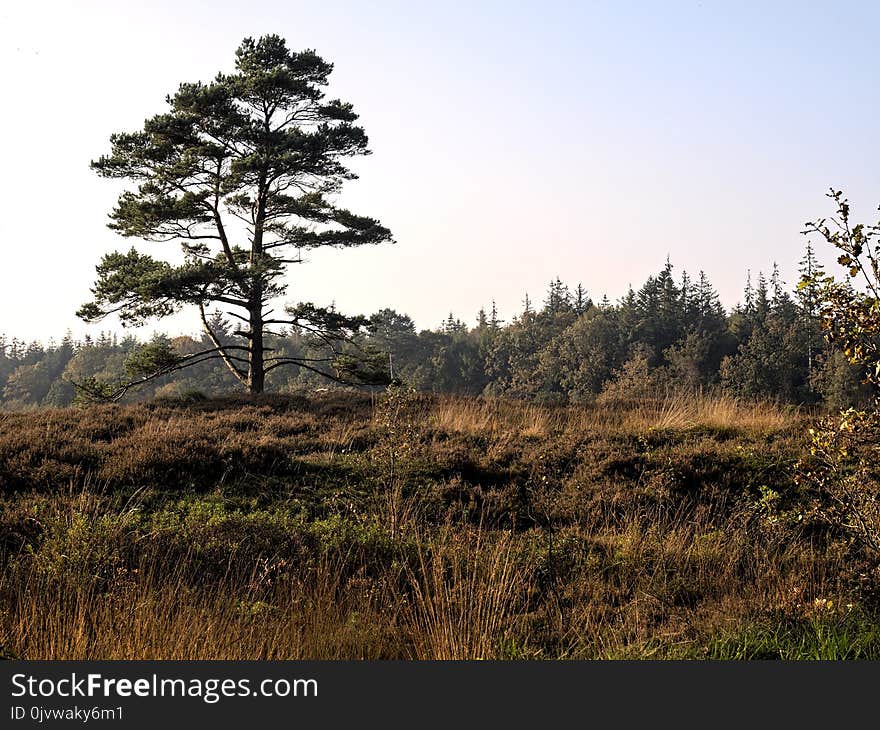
[0, 391, 877, 659]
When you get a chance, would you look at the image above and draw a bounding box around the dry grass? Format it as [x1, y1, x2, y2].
[0, 523, 533, 660]
[2, 555, 399, 659]
[0, 507, 867, 660]
[401, 529, 530, 660]
[0, 391, 875, 659]
[430, 390, 796, 439]
[621, 391, 795, 433]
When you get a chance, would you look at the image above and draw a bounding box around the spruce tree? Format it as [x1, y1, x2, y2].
[797, 241, 822, 380]
[573, 283, 591, 315]
[489, 301, 502, 332]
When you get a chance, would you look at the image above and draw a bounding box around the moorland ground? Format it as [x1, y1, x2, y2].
[1, 390, 879, 659]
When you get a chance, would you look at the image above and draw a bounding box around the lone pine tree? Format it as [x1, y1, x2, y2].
[78, 35, 393, 396]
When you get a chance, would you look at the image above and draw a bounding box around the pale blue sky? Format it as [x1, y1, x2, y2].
[1, 1, 878, 341]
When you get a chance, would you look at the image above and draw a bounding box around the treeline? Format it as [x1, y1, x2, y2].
[0, 251, 874, 410]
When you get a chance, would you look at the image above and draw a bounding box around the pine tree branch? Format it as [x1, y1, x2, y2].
[198, 302, 248, 384]
[70, 346, 250, 403]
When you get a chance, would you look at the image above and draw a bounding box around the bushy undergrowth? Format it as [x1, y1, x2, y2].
[1, 391, 878, 659]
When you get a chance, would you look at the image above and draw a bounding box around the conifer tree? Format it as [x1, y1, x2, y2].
[489, 301, 502, 332]
[573, 283, 590, 315]
[78, 35, 392, 396]
[797, 241, 822, 380]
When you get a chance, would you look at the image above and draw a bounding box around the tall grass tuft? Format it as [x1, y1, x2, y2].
[401, 530, 531, 660]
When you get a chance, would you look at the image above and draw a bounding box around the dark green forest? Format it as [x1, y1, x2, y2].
[1, 248, 872, 410]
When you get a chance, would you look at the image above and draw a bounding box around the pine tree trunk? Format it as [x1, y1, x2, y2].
[249, 179, 268, 396]
[248, 297, 265, 395]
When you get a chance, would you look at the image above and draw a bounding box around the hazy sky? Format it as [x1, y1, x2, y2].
[1, 1, 878, 342]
